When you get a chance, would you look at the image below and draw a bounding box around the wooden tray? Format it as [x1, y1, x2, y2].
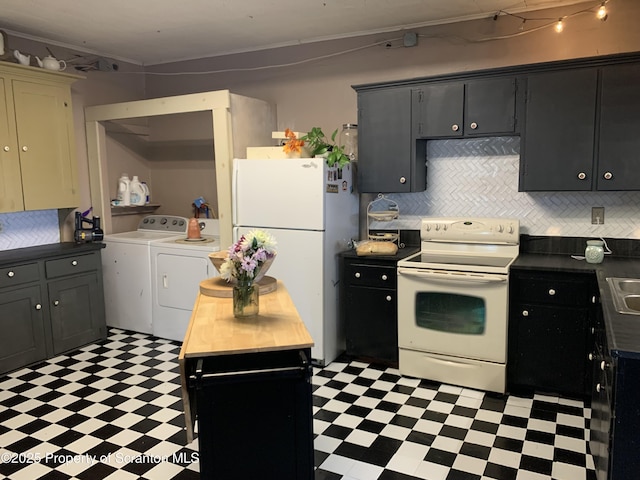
[199, 276, 277, 298]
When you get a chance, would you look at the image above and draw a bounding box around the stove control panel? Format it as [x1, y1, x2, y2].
[420, 217, 519, 244]
[138, 215, 189, 233]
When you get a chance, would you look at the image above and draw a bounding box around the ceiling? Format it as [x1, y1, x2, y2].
[0, 0, 598, 65]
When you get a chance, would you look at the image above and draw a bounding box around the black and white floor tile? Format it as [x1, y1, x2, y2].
[0, 329, 596, 480]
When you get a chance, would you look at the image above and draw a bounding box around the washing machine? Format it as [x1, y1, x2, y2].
[151, 219, 221, 341]
[101, 215, 188, 334]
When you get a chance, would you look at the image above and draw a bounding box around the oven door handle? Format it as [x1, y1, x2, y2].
[397, 268, 507, 284]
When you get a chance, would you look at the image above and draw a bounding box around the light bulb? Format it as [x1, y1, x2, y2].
[597, 3, 608, 20]
[555, 19, 564, 33]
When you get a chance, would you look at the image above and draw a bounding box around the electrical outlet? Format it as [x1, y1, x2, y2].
[592, 207, 605, 225]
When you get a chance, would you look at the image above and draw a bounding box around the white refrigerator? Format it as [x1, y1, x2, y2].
[233, 157, 359, 365]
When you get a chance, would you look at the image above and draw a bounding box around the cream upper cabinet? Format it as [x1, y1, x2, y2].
[0, 64, 81, 213]
[0, 76, 23, 212]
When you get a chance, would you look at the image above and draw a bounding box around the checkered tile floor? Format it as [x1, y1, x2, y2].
[0, 329, 596, 480]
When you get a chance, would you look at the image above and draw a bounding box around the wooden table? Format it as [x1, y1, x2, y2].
[179, 281, 314, 479]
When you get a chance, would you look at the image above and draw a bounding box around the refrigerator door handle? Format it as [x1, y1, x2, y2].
[232, 159, 238, 226]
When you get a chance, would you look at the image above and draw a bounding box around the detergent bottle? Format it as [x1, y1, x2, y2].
[116, 174, 131, 206]
[129, 176, 146, 206]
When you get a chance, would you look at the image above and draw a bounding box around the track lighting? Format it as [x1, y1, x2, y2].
[555, 18, 564, 33]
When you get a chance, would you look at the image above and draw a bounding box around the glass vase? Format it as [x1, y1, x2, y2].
[233, 281, 259, 317]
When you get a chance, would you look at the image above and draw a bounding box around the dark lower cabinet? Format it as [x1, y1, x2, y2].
[0, 284, 47, 373]
[508, 269, 596, 397]
[341, 251, 412, 366]
[590, 312, 640, 480]
[191, 349, 313, 480]
[48, 272, 105, 355]
[0, 246, 107, 376]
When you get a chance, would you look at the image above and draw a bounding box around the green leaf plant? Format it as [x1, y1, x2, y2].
[300, 127, 350, 168]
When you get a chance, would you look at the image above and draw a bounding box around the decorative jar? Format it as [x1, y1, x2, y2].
[339, 124, 358, 163]
[585, 239, 605, 264]
[233, 281, 259, 317]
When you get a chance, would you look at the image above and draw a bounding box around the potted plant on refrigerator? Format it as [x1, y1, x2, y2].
[283, 128, 350, 167]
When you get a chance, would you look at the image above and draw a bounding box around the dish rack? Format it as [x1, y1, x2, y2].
[367, 194, 399, 243]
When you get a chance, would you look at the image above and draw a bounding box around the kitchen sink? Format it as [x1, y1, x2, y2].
[607, 278, 640, 315]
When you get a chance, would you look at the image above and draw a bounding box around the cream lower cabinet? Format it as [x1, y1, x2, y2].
[0, 63, 81, 212]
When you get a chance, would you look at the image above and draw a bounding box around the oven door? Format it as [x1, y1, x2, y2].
[397, 267, 509, 363]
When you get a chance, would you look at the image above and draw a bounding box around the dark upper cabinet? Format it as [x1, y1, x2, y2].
[519, 68, 598, 191]
[597, 62, 640, 190]
[521, 61, 640, 192]
[357, 87, 418, 193]
[413, 77, 517, 138]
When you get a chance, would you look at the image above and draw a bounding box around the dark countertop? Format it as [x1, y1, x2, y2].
[513, 253, 640, 359]
[0, 242, 105, 267]
[340, 245, 420, 262]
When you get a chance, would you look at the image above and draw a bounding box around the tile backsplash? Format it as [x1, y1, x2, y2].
[0, 210, 60, 250]
[377, 137, 640, 239]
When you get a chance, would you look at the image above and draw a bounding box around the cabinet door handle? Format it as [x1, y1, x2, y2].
[601, 360, 609, 371]
[577, 172, 587, 180]
[71, 260, 78, 266]
[386, 295, 392, 302]
[7, 271, 15, 278]
[548, 289, 556, 296]
[354, 272, 361, 278]
[53, 300, 60, 306]
[603, 171, 613, 180]
[451, 124, 459, 132]
[596, 383, 601, 393]
[381, 274, 388, 281]
[399, 176, 406, 184]
[3, 146, 9, 152]
[35, 304, 42, 310]
[588, 352, 594, 361]
[21, 146, 28, 152]
[469, 122, 478, 130]
[522, 310, 529, 316]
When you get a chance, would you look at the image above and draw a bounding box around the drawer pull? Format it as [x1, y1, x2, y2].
[386, 295, 392, 302]
[522, 310, 529, 317]
[470, 122, 478, 130]
[3, 146, 9, 152]
[577, 172, 587, 180]
[53, 300, 60, 306]
[22, 145, 28, 152]
[354, 272, 361, 278]
[451, 124, 459, 132]
[381, 274, 388, 281]
[548, 289, 556, 296]
[399, 176, 406, 184]
[603, 171, 613, 180]
[7, 271, 15, 278]
[71, 260, 78, 266]
[35, 303, 42, 311]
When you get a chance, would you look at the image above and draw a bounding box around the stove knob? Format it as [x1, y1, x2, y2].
[172, 219, 178, 225]
[425, 224, 431, 232]
[143, 218, 149, 223]
[160, 218, 168, 225]
[508, 225, 514, 234]
[435, 224, 440, 231]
